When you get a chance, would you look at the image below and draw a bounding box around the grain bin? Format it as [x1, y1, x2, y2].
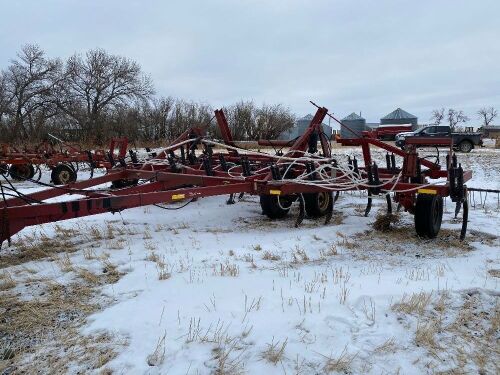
[380, 108, 418, 130]
[341, 113, 366, 138]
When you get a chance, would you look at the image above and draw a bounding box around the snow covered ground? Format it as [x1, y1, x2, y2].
[0, 147, 499, 374]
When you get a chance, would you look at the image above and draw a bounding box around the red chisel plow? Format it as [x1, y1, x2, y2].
[0, 103, 471, 247]
[0, 135, 129, 184]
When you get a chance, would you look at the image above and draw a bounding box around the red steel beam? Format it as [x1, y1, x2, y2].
[214, 109, 236, 150]
[0, 170, 128, 208]
[337, 134, 444, 171]
[262, 181, 451, 196]
[1, 181, 255, 244]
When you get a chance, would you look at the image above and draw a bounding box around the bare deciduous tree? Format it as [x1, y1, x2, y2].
[2, 44, 62, 139]
[221, 101, 295, 141]
[0, 72, 8, 121]
[447, 109, 469, 130]
[430, 108, 445, 125]
[256, 103, 295, 140]
[59, 48, 154, 141]
[222, 100, 256, 140]
[0, 44, 296, 144]
[136, 97, 175, 140]
[477, 107, 497, 126]
[170, 100, 213, 138]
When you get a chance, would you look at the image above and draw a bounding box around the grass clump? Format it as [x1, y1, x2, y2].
[260, 338, 287, 365]
[372, 212, 400, 232]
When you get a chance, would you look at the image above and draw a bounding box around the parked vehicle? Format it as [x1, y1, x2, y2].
[395, 125, 483, 152]
[368, 124, 413, 141]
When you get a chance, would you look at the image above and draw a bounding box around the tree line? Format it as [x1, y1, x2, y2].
[0, 44, 295, 145]
[2, 44, 496, 145]
[430, 107, 497, 130]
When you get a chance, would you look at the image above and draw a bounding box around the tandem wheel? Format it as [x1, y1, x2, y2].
[303, 191, 333, 217]
[260, 194, 295, 219]
[414, 193, 443, 238]
[9, 164, 35, 180]
[51, 164, 77, 185]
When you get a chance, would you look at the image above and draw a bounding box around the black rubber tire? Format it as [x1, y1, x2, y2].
[414, 194, 443, 238]
[260, 195, 294, 219]
[0, 164, 8, 176]
[458, 140, 473, 153]
[51, 164, 77, 185]
[9, 164, 35, 180]
[304, 191, 333, 217]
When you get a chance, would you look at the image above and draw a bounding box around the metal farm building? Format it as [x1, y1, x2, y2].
[341, 112, 366, 138]
[380, 108, 418, 130]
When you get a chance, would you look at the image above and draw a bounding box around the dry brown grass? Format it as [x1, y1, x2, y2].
[291, 246, 310, 264]
[83, 222, 137, 243]
[147, 331, 166, 366]
[0, 256, 126, 374]
[319, 244, 338, 259]
[2, 329, 124, 374]
[488, 269, 500, 278]
[76, 267, 101, 285]
[211, 338, 246, 375]
[414, 319, 441, 350]
[372, 337, 397, 354]
[335, 232, 359, 250]
[88, 225, 104, 241]
[156, 261, 172, 281]
[355, 225, 475, 257]
[100, 258, 123, 284]
[213, 262, 240, 277]
[1, 232, 77, 269]
[393, 290, 499, 374]
[392, 292, 433, 316]
[262, 251, 281, 261]
[372, 212, 400, 232]
[83, 248, 97, 260]
[106, 238, 127, 250]
[319, 345, 357, 374]
[146, 251, 160, 263]
[55, 252, 74, 272]
[0, 271, 16, 291]
[330, 211, 345, 226]
[0, 281, 96, 359]
[260, 338, 287, 365]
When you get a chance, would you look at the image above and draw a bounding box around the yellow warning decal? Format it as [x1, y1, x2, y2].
[418, 189, 437, 195]
[269, 189, 281, 195]
[171, 193, 186, 200]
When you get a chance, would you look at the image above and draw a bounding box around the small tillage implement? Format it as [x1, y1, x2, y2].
[0, 102, 472, 247]
[0, 135, 129, 184]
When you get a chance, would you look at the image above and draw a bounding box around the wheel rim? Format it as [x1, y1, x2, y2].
[60, 170, 71, 184]
[460, 142, 471, 152]
[317, 192, 330, 211]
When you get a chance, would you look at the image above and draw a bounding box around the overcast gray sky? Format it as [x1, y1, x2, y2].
[1, 0, 499, 125]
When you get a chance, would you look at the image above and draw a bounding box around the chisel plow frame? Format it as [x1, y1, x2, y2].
[0, 103, 472, 247]
[0, 137, 129, 183]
